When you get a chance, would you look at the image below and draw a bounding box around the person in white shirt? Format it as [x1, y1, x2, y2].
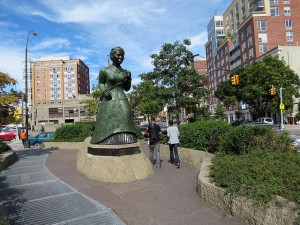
[167, 120, 180, 168]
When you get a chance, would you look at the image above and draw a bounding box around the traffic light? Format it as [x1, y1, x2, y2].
[269, 87, 277, 95]
[231, 75, 240, 85]
[231, 76, 236, 85]
[235, 75, 240, 85]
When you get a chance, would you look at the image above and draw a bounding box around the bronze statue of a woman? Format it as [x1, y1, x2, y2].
[90, 47, 137, 145]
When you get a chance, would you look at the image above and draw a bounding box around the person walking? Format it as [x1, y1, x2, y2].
[167, 120, 180, 168]
[19, 130, 26, 146]
[147, 117, 162, 168]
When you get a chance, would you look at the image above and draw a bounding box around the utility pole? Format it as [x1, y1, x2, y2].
[280, 87, 284, 131]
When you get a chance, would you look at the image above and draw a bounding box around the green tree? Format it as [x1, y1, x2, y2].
[215, 104, 226, 120]
[128, 79, 164, 121]
[0, 72, 22, 125]
[81, 84, 102, 116]
[215, 55, 300, 117]
[196, 107, 212, 120]
[140, 39, 208, 123]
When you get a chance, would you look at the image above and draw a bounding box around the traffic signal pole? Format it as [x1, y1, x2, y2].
[280, 87, 284, 131]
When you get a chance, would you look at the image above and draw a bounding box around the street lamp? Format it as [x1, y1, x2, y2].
[24, 31, 37, 148]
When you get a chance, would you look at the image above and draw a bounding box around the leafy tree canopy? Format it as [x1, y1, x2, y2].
[128, 79, 164, 121]
[140, 39, 208, 122]
[0, 71, 22, 124]
[215, 55, 300, 117]
[81, 84, 102, 116]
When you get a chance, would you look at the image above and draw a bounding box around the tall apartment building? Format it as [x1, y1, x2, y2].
[23, 56, 91, 130]
[205, 0, 300, 122]
[22, 60, 35, 111]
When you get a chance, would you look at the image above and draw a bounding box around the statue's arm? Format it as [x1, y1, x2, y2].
[98, 68, 107, 91]
[124, 70, 132, 92]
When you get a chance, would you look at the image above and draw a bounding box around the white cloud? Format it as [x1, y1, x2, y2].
[0, 46, 24, 84]
[32, 37, 71, 51]
[0, 0, 233, 89]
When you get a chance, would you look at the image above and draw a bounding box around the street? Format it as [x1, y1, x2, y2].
[284, 125, 300, 136]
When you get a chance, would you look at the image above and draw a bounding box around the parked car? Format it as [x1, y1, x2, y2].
[29, 132, 54, 148]
[253, 123, 282, 133]
[0, 129, 17, 141]
[231, 119, 252, 126]
[254, 117, 274, 125]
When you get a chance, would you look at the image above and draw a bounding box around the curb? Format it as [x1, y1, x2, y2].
[0, 150, 18, 172]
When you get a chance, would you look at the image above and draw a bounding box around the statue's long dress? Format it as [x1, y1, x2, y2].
[90, 65, 137, 145]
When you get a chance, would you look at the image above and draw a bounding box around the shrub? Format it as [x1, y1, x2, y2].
[179, 119, 231, 152]
[133, 123, 144, 140]
[0, 140, 11, 154]
[53, 121, 144, 142]
[54, 122, 95, 142]
[218, 125, 291, 155]
[210, 148, 300, 206]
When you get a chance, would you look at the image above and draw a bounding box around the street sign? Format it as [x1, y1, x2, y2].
[280, 103, 285, 110]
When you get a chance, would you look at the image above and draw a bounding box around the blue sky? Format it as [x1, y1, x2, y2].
[0, 0, 231, 91]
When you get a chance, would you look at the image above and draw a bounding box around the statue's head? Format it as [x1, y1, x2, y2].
[110, 46, 125, 61]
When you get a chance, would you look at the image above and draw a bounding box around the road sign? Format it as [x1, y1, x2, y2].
[280, 103, 285, 110]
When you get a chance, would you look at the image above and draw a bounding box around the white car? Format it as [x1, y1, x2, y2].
[254, 117, 274, 125]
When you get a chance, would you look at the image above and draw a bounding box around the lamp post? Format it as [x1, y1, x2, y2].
[24, 31, 37, 148]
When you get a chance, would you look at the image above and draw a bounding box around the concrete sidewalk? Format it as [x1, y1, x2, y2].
[46, 142, 245, 225]
[1, 140, 246, 225]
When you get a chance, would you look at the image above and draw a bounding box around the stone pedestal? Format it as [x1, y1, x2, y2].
[76, 137, 153, 183]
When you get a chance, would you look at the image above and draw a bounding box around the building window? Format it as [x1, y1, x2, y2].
[286, 32, 293, 41]
[249, 48, 254, 59]
[283, 0, 290, 3]
[270, 0, 278, 4]
[247, 25, 252, 35]
[242, 5, 246, 15]
[36, 75, 40, 79]
[285, 20, 292, 29]
[235, 3, 239, 12]
[257, 21, 267, 30]
[241, 31, 246, 40]
[248, 36, 253, 47]
[259, 45, 268, 55]
[258, 33, 268, 43]
[270, 6, 279, 16]
[236, 13, 240, 22]
[49, 108, 63, 118]
[242, 41, 246, 51]
[284, 6, 291, 16]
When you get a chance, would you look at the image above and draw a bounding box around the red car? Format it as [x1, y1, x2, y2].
[0, 129, 17, 141]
